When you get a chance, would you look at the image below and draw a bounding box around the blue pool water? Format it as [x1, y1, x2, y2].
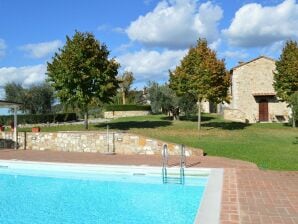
[0, 167, 207, 224]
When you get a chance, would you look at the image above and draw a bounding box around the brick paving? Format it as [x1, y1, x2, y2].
[221, 168, 241, 224]
[237, 170, 298, 224]
[0, 149, 297, 224]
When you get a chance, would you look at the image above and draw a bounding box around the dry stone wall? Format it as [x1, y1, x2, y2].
[104, 111, 150, 119]
[224, 109, 247, 123]
[0, 131, 203, 157]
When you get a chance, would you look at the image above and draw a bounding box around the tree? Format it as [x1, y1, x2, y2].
[147, 82, 180, 120]
[290, 92, 298, 127]
[5, 82, 54, 114]
[47, 31, 119, 129]
[4, 82, 25, 105]
[274, 40, 298, 127]
[178, 93, 197, 119]
[147, 82, 163, 113]
[118, 71, 135, 104]
[169, 39, 230, 130]
[25, 83, 54, 114]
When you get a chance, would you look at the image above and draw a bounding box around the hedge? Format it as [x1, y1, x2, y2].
[105, 104, 151, 112]
[0, 113, 77, 125]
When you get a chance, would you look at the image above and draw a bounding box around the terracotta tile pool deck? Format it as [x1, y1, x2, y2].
[0, 149, 297, 224]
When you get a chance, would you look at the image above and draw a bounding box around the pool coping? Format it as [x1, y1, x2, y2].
[194, 168, 223, 224]
[0, 159, 211, 176]
[0, 159, 223, 224]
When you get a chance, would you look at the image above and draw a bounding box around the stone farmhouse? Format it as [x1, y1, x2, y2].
[202, 56, 290, 123]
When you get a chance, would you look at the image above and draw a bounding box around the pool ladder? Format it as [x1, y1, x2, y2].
[162, 144, 186, 184]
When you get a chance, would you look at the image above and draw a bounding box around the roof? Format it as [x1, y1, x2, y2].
[0, 100, 22, 108]
[231, 56, 276, 71]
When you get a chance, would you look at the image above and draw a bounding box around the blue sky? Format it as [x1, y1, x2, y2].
[0, 0, 297, 94]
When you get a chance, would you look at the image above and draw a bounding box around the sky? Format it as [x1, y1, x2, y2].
[0, 0, 297, 96]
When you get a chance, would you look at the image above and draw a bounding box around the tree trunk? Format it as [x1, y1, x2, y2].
[175, 112, 180, 121]
[197, 101, 201, 130]
[84, 111, 89, 130]
[293, 105, 296, 128]
[173, 107, 180, 120]
[122, 89, 126, 105]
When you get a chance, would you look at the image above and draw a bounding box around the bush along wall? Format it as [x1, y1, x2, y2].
[105, 104, 151, 112]
[0, 113, 77, 125]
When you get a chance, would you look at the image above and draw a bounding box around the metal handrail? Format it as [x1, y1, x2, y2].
[162, 144, 168, 168]
[179, 144, 185, 184]
[180, 167, 185, 185]
[180, 144, 186, 168]
[162, 144, 186, 184]
[162, 144, 168, 183]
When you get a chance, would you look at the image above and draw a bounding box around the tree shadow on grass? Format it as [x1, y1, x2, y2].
[160, 116, 174, 121]
[179, 115, 215, 122]
[283, 122, 298, 127]
[161, 115, 215, 122]
[202, 121, 251, 130]
[293, 137, 298, 145]
[94, 120, 172, 131]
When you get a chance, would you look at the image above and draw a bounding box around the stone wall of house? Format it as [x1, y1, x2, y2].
[230, 57, 290, 123]
[104, 111, 150, 119]
[201, 101, 210, 113]
[0, 131, 203, 157]
[223, 109, 247, 123]
[268, 101, 290, 122]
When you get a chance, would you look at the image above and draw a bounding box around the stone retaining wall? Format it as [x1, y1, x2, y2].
[104, 110, 150, 119]
[224, 109, 248, 123]
[0, 131, 203, 157]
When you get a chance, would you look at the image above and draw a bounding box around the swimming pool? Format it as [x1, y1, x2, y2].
[0, 160, 223, 224]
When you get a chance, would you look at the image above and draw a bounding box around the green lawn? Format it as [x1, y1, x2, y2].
[20, 114, 298, 171]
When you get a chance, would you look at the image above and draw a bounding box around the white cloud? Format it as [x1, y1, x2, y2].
[20, 40, 62, 58]
[0, 64, 46, 88]
[0, 39, 6, 58]
[97, 24, 109, 31]
[96, 24, 126, 34]
[220, 50, 249, 60]
[117, 49, 187, 84]
[260, 40, 285, 57]
[126, 0, 223, 49]
[114, 42, 134, 53]
[112, 27, 125, 34]
[144, 0, 153, 5]
[223, 0, 298, 47]
[209, 38, 222, 50]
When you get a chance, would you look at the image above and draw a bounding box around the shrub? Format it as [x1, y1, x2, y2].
[105, 104, 151, 111]
[0, 113, 77, 125]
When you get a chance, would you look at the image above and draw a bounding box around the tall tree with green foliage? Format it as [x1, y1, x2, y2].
[25, 83, 54, 114]
[47, 31, 119, 129]
[4, 82, 25, 104]
[118, 71, 135, 105]
[5, 82, 54, 114]
[169, 38, 230, 130]
[274, 40, 298, 127]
